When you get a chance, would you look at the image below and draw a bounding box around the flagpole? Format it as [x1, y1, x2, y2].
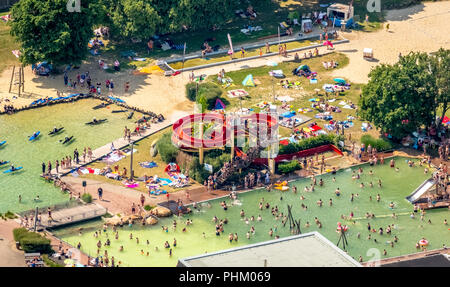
[182, 42, 186, 72]
[278, 27, 281, 46]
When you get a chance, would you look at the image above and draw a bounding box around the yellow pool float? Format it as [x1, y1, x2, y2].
[274, 181, 289, 191]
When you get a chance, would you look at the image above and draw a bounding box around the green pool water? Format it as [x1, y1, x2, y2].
[0, 99, 141, 213]
[53, 157, 450, 266]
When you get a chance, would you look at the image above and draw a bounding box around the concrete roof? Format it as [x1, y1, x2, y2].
[177, 232, 361, 267]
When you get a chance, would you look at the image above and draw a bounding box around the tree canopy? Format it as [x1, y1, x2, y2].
[10, 0, 101, 66]
[104, 0, 243, 40]
[359, 50, 449, 139]
[9, 0, 249, 65]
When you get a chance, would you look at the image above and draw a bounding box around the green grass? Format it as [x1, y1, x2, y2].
[0, 18, 19, 73]
[204, 51, 379, 143]
[42, 254, 64, 267]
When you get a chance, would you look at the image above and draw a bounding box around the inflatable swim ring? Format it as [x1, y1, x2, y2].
[274, 186, 289, 191]
[336, 223, 348, 232]
[419, 239, 429, 247]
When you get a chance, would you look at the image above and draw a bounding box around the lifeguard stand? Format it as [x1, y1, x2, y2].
[8, 65, 25, 97]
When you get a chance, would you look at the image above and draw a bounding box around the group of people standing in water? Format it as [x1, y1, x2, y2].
[42, 147, 93, 175]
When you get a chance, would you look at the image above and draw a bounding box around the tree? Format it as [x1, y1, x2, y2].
[359, 52, 438, 139]
[108, 0, 161, 40]
[430, 48, 450, 127]
[10, 0, 101, 66]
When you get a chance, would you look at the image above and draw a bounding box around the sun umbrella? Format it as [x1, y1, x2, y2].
[334, 78, 346, 84]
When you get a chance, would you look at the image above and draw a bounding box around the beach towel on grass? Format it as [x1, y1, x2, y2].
[139, 161, 158, 168]
[159, 178, 172, 186]
[102, 150, 126, 164]
[227, 89, 249, 98]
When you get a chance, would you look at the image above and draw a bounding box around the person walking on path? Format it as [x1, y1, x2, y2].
[64, 72, 69, 86]
[140, 194, 145, 207]
[97, 187, 103, 201]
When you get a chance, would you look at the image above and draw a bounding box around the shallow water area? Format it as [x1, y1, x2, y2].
[54, 157, 450, 266]
[0, 99, 141, 213]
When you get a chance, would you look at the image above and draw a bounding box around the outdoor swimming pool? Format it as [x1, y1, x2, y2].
[53, 157, 450, 266]
[0, 99, 141, 213]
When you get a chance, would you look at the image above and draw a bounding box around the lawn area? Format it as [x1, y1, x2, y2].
[80, 127, 201, 193]
[0, 13, 19, 73]
[206, 51, 380, 142]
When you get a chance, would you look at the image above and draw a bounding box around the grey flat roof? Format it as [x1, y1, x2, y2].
[178, 232, 361, 267]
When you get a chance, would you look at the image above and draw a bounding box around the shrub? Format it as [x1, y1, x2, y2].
[279, 134, 343, 155]
[189, 157, 211, 183]
[197, 95, 207, 113]
[278, 160, 302, 174]
[186, 82, 197, 101]
[81, 193, 92, 203]
[360, 135, 393, 151]
[144, 205, 153, 211]
[157, 132, 179, 163]
[4, 211, 17, 219]
[288, 11, 300, 21]
[13, 228, 53, 254]
[186, 82, 223, 110]
[198, 82, 223, 109]
[42, 254, 63, 267]
[13, 227, 29, 242]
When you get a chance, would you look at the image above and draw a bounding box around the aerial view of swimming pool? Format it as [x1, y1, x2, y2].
[0, 99, 141, 213]
[53, 157, 449, 267]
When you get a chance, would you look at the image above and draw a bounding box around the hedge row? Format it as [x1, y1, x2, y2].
[278, 160, 302, 174]
[279, 134, 343, 155]
[360, 135, 393, 151]
[13, 228, 53, 254]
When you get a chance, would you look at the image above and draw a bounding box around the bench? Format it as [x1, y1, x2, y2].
[24, 252, 40, 260]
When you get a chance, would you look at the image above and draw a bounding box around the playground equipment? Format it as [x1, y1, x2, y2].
[8, 65, 25, 97]
[171, 113, 278, 167]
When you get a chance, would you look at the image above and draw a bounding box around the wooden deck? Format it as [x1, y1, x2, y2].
[37, 203, 107, 230]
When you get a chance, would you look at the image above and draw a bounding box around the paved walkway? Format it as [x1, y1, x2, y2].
[0, 220, 26, 267]
[49, 119, 174, 176]
[62, 177, 231, 216]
